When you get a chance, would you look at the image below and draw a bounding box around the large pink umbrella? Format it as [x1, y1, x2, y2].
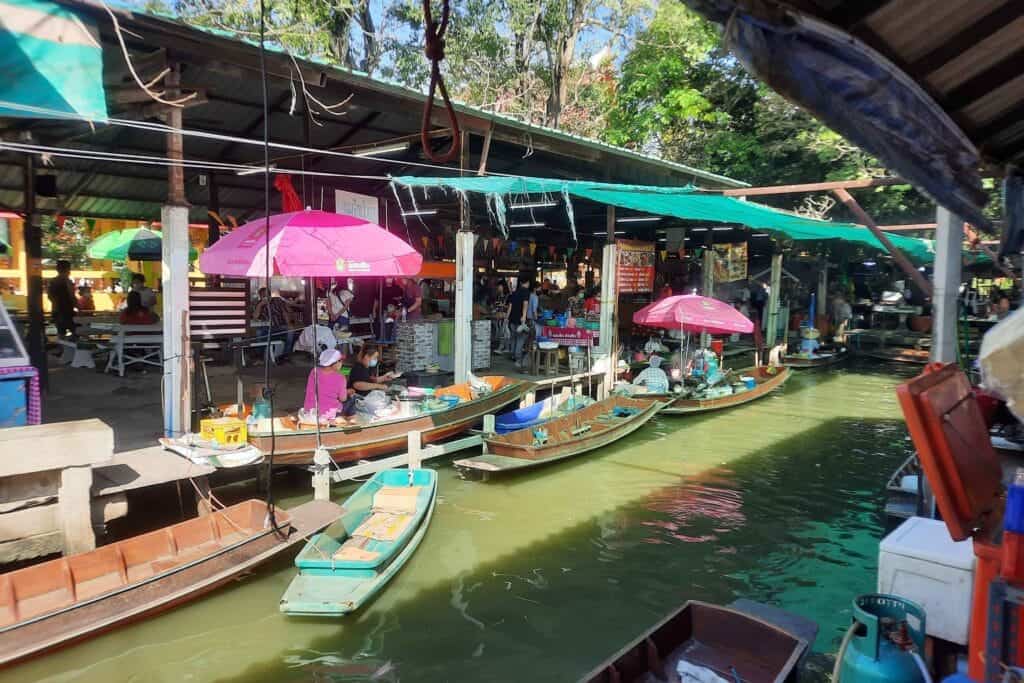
[633, 295, 753, 335]
[199, 210, 422, 277]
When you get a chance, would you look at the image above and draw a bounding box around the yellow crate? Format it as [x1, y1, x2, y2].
[199, 417, 247, 445]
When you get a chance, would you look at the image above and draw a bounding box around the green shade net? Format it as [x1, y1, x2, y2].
[392, 175, 981, 265]
[0, 0, 108, 121]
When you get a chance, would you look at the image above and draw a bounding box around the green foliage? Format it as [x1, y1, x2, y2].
[605, 4, 937, 224]
[42, 216, 92, 267]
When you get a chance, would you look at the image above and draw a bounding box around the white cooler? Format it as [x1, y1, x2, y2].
[878, 516, 976, 645]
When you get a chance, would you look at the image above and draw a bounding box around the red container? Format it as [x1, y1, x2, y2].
[710, 339, 724, 356]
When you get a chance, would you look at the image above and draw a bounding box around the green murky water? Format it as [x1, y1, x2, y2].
[3, 362, 917, 682]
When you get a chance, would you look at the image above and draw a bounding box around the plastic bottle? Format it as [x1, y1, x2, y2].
[401, 306, 407, 322]
[1003, 468, 1024, 581]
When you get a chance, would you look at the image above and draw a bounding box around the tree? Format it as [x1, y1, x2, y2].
[42, 216, 92, 267]
[605, 3, 937, 224]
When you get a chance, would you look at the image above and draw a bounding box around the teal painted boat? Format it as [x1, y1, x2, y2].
[279, 469, 437, 616]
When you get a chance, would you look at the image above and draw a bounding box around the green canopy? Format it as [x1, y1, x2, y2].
[392, 175, 978, 265]
[88, 228, 198, 262]
[0, 0, 108, 121]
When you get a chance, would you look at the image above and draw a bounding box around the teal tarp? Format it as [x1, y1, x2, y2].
[0, 0, 108, 121]
[392, 175, 973, 265]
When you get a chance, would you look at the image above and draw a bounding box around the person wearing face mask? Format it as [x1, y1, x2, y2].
[349, 346, 399, 395]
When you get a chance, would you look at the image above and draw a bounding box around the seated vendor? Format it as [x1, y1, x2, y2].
[349, 346, 399, 395]
[303, 348, 349, 418]
[632, 355, 669, 394]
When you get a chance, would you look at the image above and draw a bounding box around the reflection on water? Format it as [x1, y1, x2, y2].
[4, 361, 916, 683]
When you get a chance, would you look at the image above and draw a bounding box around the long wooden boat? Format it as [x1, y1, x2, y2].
[657, 365, 790, 415]
[857, 346, 930, 365]
[783, 346, 848, 369]
[580, 600, 808, 683]
[0, 498, 342, 667]
[280, 469, 436, 616]
[454, 396, 667, 475]
[249, 377, 533, 465]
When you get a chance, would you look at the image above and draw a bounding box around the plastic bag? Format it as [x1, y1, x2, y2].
[980, 307, 1024, 421]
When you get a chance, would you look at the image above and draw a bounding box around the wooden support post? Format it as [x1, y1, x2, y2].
[311, 446, 331, 501]
[521, 390, 536, 408]
[454, 231, 475, 384]
[22, 150, 46, 388]
[58, 466, 95, 555]
[702, 230, 714, 348]
[832, 188, 932, 297]
[765, 252, 783, 348]
[407, 430, 422, 470]
[477, 124, 494, 176]
[482, 414, 495, 435]
[817, 266, 828, 324]
[207, 173, 220, 246]
[932, 207, 962, 363]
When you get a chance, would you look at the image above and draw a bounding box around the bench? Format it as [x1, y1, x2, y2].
[105, 324, 163, 377]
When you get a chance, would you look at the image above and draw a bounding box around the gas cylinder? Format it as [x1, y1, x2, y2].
[837, 594, 927, 683]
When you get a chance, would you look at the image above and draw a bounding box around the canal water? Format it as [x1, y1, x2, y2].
[5, 361, 918, 683]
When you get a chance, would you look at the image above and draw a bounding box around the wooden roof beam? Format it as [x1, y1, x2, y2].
[908, 4, 1024, 76]
[880, 223, 937, 231]
[715, 177, 907, 196]
[944, 45, 1024, 111]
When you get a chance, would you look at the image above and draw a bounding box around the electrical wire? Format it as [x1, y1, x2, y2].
[257, 0, 287, 542]
[0, 100, 493, 176]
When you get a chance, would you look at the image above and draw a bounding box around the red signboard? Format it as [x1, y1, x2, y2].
[615, 239, 656, 293]
[541, 326, 598, 346]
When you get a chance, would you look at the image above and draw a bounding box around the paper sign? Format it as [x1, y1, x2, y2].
[615, 240, 656, 293]
[335, 190, 379, 224]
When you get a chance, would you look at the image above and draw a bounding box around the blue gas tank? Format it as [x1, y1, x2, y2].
[838, 594, 927, 683]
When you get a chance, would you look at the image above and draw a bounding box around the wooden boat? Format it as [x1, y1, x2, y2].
[280, 469, 436, 616]
[580, 600, 808, 683]
[857, 346, 930, 365]
[657, 365, 790, 415]
[0, 498, 342, 666]
[249, 377, 533, 465]
[783, 346, 848, 369]
[494, 394, 590, 434]
[454, 396, 667, 474]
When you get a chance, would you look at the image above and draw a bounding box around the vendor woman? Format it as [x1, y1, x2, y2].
[304, 348, 349, 417]
[349, 346, 399, 395]
[632, 355, 670, 394]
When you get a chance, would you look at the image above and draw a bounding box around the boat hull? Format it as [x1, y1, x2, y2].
[580, 600, 807, 683]
[857, 347, 930, 364]
[0, 499, 342, 667]
[783, 348, 848, 369]
[455, 396, 667, 474]
[280, 470, 437, 616]
[249, 380, 532, 464]
[659, 365, 789, 415]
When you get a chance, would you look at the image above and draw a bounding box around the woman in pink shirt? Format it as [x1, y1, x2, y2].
[304, 348, 349, 419]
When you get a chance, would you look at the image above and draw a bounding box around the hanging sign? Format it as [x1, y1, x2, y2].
[541, 326, 597, 346]
[615, 239, 656, 293]
[712, 242, 748, 283]
[334, 189, 379, 223]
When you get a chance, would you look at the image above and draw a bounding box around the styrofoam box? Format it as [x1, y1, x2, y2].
[878, 516, 976, 645]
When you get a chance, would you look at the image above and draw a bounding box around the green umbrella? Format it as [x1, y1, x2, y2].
[87, 228, 198, 261]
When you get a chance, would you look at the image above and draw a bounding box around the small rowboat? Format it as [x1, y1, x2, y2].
[454, 396, 667, 475]
[858, 347, 930, 365]
[580, 600, 808, 683]
[658, 365, 790, 415]
[783, 347, 848, 369]
[280, 469, 436, 616]
[494, 394, 591, 434]
[249, 377, 532, 465]
[0, 499, 342, 666]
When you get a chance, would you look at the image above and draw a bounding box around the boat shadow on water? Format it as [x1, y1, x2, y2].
[194, 413, 912, 683]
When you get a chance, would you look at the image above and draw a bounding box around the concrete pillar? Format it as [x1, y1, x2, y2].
[23, 152, 46, 388]
[817, 266, 828, 323]
[765, 252, 783, 348]
[57, 466, 95, 555]
[702, 238, 715, 348]
[454, 230, 475, 383]
[599, 240, 617, 392]
[161, 204, 191, 437]
[932, 207, 962, 363]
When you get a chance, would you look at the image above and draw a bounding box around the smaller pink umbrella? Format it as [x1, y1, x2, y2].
[632, 295, 753, 335]
[199, 210, 422, 277]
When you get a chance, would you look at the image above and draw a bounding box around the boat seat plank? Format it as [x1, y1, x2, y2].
[354, 512, 414, 542]
[372, 486, 422, 515]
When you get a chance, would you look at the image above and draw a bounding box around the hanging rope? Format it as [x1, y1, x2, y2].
[421, 0, 461, 163]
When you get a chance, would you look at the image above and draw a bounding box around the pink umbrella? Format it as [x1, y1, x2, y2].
[632, 295, 753, 335]
[199, 210, 423, 277]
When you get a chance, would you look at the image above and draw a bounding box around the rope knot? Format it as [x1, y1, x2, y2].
[424, 36, 445, 62]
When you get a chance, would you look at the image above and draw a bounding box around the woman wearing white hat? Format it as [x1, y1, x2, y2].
[632, 354, 670, 394]
[303, 348, 350, 419]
